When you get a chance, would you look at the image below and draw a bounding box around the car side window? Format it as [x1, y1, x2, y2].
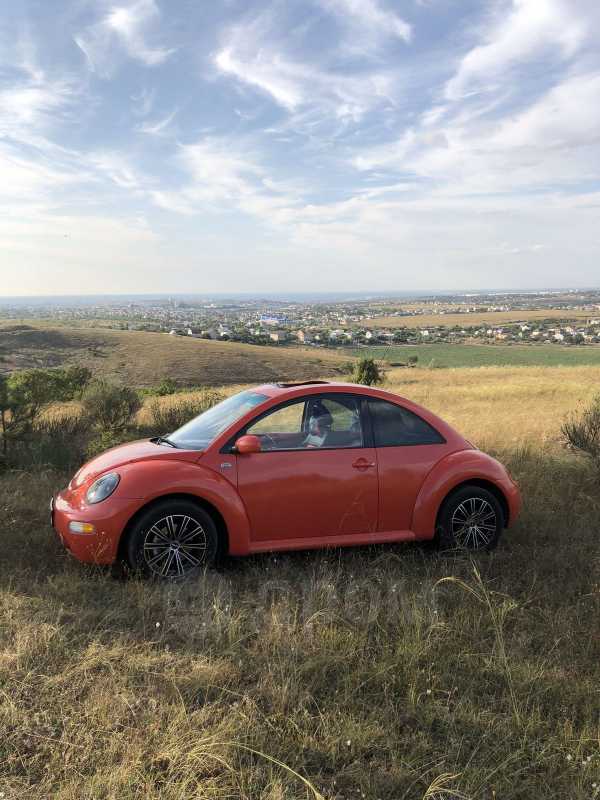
[305, 395, 363, 449]
[247, 400, 305, 438]
[368, 399, 444, 447]
[245, 395, 363, 450]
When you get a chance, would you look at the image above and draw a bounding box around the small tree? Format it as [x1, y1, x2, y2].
[81, 380, 141, 432]
[0, 366, 91, 465]
[562, 395, 600, 470]
[4, 366, 91, 431]
[352, 357, 384, 386]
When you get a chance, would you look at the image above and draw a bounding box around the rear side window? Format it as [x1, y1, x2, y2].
[368, 399, 445, 447]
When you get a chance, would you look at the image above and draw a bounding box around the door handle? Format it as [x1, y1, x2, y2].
[352, 458, 376, 470]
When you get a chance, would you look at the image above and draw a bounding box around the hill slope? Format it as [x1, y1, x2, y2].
[0, 324, 346, 386]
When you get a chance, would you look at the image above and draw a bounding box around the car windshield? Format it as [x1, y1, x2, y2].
[167, 390, 268, 450]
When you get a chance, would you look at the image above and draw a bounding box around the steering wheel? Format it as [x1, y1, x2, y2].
[259, 433, 279, 451]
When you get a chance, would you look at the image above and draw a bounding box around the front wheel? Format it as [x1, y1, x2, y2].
[436, 486, 504, 551]
[125, 500, 219, 580]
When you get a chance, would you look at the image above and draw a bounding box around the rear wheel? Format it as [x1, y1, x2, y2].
[436, 486, 503, 551]
[126, 500, 219, 580]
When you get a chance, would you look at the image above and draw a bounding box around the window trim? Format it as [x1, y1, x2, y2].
[221, 392, 371, 453]
[366, 398, 446, 448]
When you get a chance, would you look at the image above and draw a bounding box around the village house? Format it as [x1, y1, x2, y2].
[269, 330, 289, 343]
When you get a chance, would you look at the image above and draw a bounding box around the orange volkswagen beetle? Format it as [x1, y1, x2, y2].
[51, 381, 521, 579]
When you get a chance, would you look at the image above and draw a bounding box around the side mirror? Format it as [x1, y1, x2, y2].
[234, 434, 262, 454]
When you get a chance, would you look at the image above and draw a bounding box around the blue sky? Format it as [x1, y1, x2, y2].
[1, 0, 599, 295]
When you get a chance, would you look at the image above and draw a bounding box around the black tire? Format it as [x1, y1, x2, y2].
[436, 485, 504, 551]
[125, 499, 219, 580]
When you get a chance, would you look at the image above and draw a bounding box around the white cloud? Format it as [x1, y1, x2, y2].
[353, 67, 600, 199]
[319, 0, 412, 43]
[75, 0, 174, 76]
[89, 152, 144, 190]
[213, 3, 398, 123]
[445, 0, 586, 100]
[214, 43, 395, 120]
[149, 138, 298, 220]
[136, 108, 178, 136]
[0, 81, 75, 145]
[215, 47, 303, 110]
[131, 87, 156, 116]
[491, 72, 600, 151]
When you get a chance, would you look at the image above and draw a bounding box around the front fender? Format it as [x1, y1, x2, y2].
[117, 461, 252, 555]
[411, 449, 520, 540]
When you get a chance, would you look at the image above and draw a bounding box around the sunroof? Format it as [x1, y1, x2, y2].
[275, 381, 331, 388]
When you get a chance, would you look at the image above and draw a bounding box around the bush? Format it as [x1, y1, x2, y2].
[148, 390, 224, 434]
[6, 412, 90, 471]
[4, 366, 92, 431]
[155, 377, 178, 396]
[81, 380, 141, 432]
[562, 394, 600, 469]
[85, 429, 135, 459]
[351, 357, 384, 386]
[0, 367, 92, 461]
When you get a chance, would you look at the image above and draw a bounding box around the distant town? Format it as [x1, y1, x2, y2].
[2, 289, 600, 349]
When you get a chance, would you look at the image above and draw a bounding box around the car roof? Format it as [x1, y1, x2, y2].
[255, 381, 409, 403]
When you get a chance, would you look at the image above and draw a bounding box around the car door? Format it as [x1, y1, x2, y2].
[234, 394, 378, 546]
[367, 398, 448, 532]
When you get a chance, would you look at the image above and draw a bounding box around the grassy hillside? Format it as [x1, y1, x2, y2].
[1, 364, 599, 798]
[351, 342, 600, 368]
[367, 308, 596, 328]
[0, 323, 346, 386]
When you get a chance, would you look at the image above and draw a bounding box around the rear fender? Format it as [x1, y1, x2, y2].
[411, 449, 513, 540]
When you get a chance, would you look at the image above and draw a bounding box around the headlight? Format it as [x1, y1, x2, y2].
[86, 472, 120, 504]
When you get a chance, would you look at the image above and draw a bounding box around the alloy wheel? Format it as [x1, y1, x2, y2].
[450, 496, 497, 549]
[142, 514, 207, 578]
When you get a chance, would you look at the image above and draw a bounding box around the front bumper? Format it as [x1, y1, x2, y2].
[50, 491, 136, 565]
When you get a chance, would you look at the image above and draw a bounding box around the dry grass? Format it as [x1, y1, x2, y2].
[1, 366, 599, 798]
[0, 324, 345, 386]
[367, 308, 596, 329]
[382, 365, 600, 451]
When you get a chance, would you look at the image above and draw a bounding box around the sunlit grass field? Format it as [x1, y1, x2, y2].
[1, 365, 599, 798]
[351, 343, 600, 368]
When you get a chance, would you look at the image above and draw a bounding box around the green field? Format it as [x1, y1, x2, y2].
[350, 343, 600, 368]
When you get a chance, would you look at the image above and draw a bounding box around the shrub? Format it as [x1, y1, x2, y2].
[153, 377, 178, 396]
[5, 412, 90, 471]
[6, 366, 91, 430]
[148, 390, 224, 434]
[85, 429, 135, 459]
[0, 367, 92, 460]
[562, 394, 600, 470]
[351, 357, 384, 386]
[81, 380, 141, 432]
